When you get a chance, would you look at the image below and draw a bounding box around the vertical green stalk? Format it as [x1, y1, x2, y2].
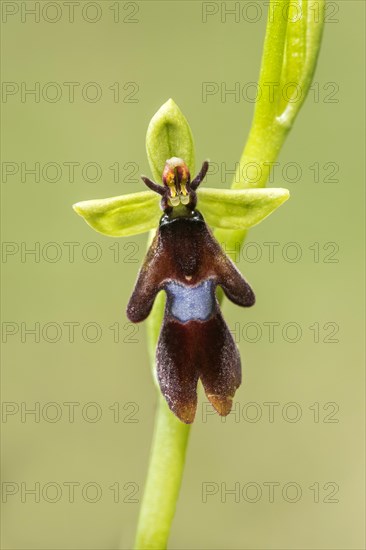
[134, 397, 190, 550]
[135, 1, 324, 547]
[215, 0, 325, 259]
[235, 0, 325, 191]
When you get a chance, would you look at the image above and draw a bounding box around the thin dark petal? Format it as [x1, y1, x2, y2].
[141, 176, 165, 196]
[126, 232, 169, 322]
[190, 161, 209, 191]
[198, 312, 241, 416]
[204, 225, 255, 307]
[215, 254, 255, 307]
[156, 319, 199, 424]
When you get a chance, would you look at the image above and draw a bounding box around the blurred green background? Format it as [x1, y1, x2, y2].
[1, 1, 364, 549]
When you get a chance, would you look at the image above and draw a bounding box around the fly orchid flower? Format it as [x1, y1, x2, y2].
[73, 99, 289, 424]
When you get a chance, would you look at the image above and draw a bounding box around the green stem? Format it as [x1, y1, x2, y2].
[134, 1, 324, 547]
[215, 0, 325, 260]
[134, 397, 190, 550]
[232, 0, 324, 190]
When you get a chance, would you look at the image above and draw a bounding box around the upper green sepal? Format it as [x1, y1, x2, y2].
[146, 99, 195, 183]
[72, 187, 289, 237]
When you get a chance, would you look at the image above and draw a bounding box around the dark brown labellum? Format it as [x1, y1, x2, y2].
[127, 160, 255, 423]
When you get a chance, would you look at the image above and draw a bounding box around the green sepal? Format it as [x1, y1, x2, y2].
[146, 99, 195, 183]
[73, 190, 161, 237]
[198, 187, 290, 230]
[73, 187, 289, 237]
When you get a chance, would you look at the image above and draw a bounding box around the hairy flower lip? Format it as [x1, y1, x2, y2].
[126, 201, 255, 423]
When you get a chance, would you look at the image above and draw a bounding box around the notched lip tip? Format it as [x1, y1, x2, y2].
[170, 403, 196, 424]
[208, 394, 234, 417]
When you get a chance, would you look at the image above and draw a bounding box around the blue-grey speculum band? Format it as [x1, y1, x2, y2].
[165, 280, 215, 323]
